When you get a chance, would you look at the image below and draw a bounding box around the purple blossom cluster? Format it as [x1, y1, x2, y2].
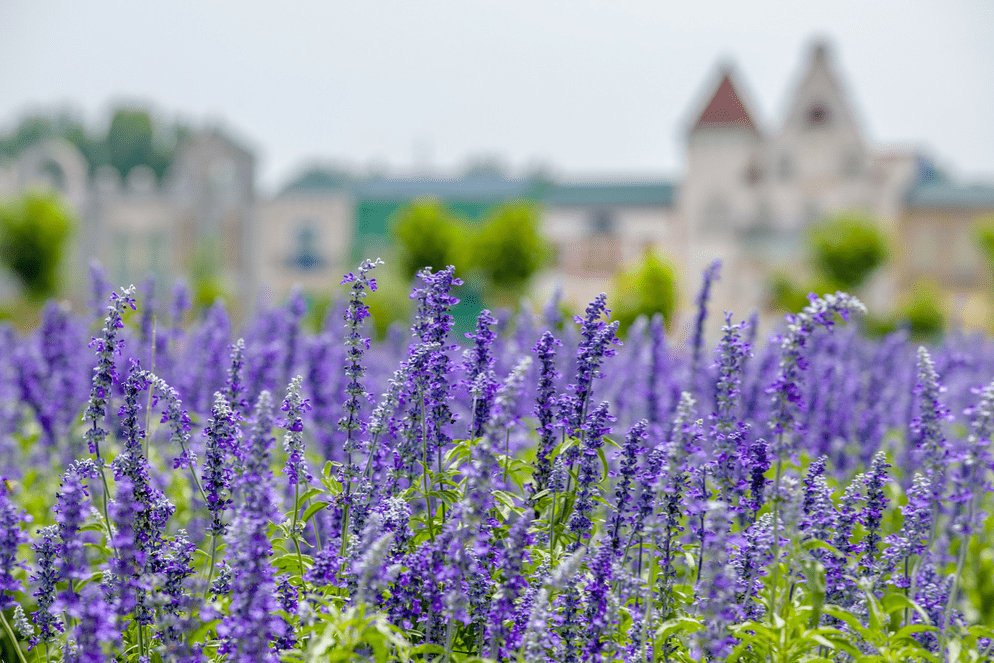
[0, 261, 992, 663]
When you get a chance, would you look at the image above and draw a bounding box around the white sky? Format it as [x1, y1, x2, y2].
[1, 0, 992, 192]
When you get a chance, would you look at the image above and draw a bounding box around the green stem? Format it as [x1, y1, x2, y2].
[291, 481, 304, 574]
[548, 489, 557, 564]
[769, 456, 784, 620]
[0, 610, 29, 663]
[502, 430, 510, 487]
[202, 534, 218, 600]
[421, 396, 434, 542]
[939, 498, 973, 657]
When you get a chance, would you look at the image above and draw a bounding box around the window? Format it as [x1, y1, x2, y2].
[806, 102, 831, 128]
[590, 209, 615, 234]
[744, 163, 763, 186]
[289, 223, 325, 271]
[778, 156, 792, 181]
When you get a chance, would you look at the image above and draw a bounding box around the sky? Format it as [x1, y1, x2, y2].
[1, 0, 992, 192]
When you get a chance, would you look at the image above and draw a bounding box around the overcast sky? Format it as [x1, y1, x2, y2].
[1, 0, 992, 192]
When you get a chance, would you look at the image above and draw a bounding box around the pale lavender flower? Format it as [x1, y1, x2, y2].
[0, 486, 29, 609]
[767, 292, 866, 459]
[281, 376, 313, 485]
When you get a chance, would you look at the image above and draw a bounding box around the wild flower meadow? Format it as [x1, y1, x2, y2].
[1, 258, 993, 663]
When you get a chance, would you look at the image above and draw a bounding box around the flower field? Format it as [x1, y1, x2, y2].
[1, 258, 993, 662]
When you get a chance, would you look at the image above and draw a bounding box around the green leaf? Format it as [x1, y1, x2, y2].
[301, 500, 330, 523]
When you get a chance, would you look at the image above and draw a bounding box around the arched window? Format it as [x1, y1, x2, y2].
[289, 222, 325, 271]
[805, 102, 832, 128]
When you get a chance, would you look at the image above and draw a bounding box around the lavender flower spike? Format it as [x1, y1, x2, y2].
[690, 258, 721, 378]
[83, 285, 137, 458]
[0, 486, 29, 609]
[767, 291, 866, 459]
[282, 375, 313, 485]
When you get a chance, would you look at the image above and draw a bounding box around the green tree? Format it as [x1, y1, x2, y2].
[391, 200, 470, 280]
[0, 192, 74, 300]
[809, 212, 888, 290]
[610, 250, 678, 333]
[472, 202, 550, 290]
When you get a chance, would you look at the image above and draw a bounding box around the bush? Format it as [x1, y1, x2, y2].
[391, 201, 470, 280]
[472, 202, 550, 290]
[809, 212, 888, 290]
[0, 192, 74, 300]
[611, 250, 678, 333]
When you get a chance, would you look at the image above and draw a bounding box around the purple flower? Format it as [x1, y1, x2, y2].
[281, 375, 313, 485]
[694, 501, 740, 661]
[0, 486, 29, 609]
[464, 309, 499, 437]
[340, 258, 382, 453]
[911, 346, 951, 503]
[710, 312, 752, 502]
[30, 525, 64, 647]
[610, 419, 648, 552]
[883, 473, 933, 588]
[203, 392, 237, 537]
[767, 292, 866, 459]
[583, 541, 615, 662]
[860, 451, 891, 575]
[565, 294, 621, 433]
[532, 331, 562, 493]
[567, 402, 615, 547]
[218, 391, 283, 662]
[84, 286, 137, 459]
[485, 514, 533, 658]
[690, 258, 721, 380]
[63, 584, 117, 663]
[746, 439, 769, 518]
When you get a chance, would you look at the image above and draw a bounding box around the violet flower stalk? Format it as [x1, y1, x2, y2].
[464, 309, 498, 438]
[0, 487, 29, 656]
[217, 391, 284, 663]
[860, 451, 891, 576]
[693, 501, 740, 661]
[281, 375, 312, 568]
[766, 291, 865, 617]
[565, 293, 621, 434]
[609, 419, 648, 553]
[690, 258, 721, 383]
[30, 525, 63, 650]
[710, 312, 752, 504]
[83, 286, 137, 540]
[911, 346, 951, 507]
[340, 258, 382, 467]
[532, 331, 561, 494]
[567, 401, 615, 548]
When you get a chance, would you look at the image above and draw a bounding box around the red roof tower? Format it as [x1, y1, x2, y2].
[692, 71, 758, 133]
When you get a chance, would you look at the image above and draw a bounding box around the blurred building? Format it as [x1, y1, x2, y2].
[0, 128, 258, 316]
[1, 39, 992, 332]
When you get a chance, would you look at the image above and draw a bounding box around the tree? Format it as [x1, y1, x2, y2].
[472, 202, 550, 290]
[0, 193, 74, 300]
[391, 200, 470, 280]
[809, 212, 888, 290]
[610, 250, 678, 333]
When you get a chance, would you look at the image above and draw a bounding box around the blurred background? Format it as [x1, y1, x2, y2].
[0, 0, 992, 340]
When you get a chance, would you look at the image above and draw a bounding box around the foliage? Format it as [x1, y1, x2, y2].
[611, 250, 678, 333]
[391, 200, 472, 280]
[898, 281, 946, 341]
[0, 106, 188, 181]
[809, 212, 889, 290]
[973, 215, 994, 269]
[471, 202, 551, 290]
[0, 192, 74, 300]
